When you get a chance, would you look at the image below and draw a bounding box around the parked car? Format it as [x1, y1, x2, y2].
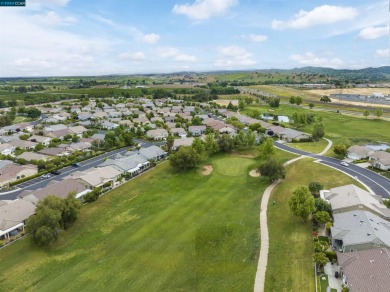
[50, 170, 61, 175]
[41, 173, 51, 179]
[340, 162, 349, 167]
[72, 163, 80, 167]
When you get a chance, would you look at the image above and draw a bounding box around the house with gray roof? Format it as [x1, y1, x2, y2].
[99, 153, 149, 176]
[321, 184, 390, 219]
[369, 151, 390, 170]
[347, 145, 375, 160]
[0, 198, 36, 240]
[331, 210, 390, 252]
[146, 129, 168, 141]
[338, 248, 390, 292]
[138, 145, 167, 161]
[172, 137, 194, 151]
[19, 178, 91, 201]
[188, 125, 206, 136]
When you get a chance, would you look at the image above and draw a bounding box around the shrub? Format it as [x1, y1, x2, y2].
[325, 251, 337, 261]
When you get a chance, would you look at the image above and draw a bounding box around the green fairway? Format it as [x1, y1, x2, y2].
[265, 158, 364, 292]
[0, 151, 297, 292]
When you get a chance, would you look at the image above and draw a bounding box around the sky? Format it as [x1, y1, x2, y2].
[0, 0, 389, 77]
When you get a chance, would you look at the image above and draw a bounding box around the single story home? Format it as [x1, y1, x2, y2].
[69, 166, 122, 189]
[369, 151, 390, 170]
[28, 135, 51, 146]
[18, 152, 50, 162]
[338, 248, 390, 292]
[146, 129, 168, 141]
[0, 198, 36, 240]
[172, 137, 194, 151]
[347, 145, 375, 160]
[321, 184, 390, 219]
[0, 143, 15, 155]
[188, 125, 206, 136]
[0, 163, 38, 187]
[331, 210, 390, 252]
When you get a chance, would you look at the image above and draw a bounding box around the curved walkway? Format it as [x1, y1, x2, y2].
[254, 138, 333, 292]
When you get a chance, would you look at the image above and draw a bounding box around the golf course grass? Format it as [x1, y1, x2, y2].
[265, 158, 365, 292]
[0, 150, 295, 292]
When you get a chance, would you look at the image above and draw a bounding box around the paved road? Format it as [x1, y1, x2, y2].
[275, 142, 390, 198]
[1, 139, 166, 200]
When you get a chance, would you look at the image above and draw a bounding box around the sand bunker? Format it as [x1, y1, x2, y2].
[202, 165, 213, 176]
[249, 169, 261, 177]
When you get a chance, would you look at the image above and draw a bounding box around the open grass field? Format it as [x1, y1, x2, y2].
[286, 138, 329, 154]
[244, 104, 390, 147]
[265, 158, 365, 292]
[308, 88, 390, 96]
[0, 150, 295, 292]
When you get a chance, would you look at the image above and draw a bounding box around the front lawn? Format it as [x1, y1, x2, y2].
[0, 151, 294, 291]
[286, 138, 329, 154]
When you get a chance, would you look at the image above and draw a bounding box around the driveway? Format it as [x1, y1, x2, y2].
[324, 262, 342, 292]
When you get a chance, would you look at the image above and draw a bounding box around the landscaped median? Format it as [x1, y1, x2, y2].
[0, 150, 294, 291]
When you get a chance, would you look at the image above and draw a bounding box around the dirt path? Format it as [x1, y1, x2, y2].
[254, 139, 333, 291]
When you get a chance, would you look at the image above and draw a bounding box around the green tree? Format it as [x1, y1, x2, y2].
[204, 134, 219, 155]
[289, 96, 296, 104]
[245, 129, 256, 147]
[258, 157, 286, 182]
[315, 198, 332, 214]
[26, 204, 61, 246]
[218, 134, 235, 153]
[375, 109, 383, 118]
[312, 123, 325, 141]
[314, 241, 329, 253]
[295, 96, 303, 106]
[259, 138, 275, 159]
[308, 181, 324, 195]
[26, 108, 42, 119]
[289, 186, 315, 221]
[169, 146, 201, 170]
[191, 116, 202, 126]
[313, 211, 331, 226]
[61, 193, 82, 229]
[363, 109, 370, 119]
[333, 144, 347, 156]
[191, 137, 206, 159]
[238, 99, 245, 110]
[308, 103, 314, 109]
[314, 252, 329, 269]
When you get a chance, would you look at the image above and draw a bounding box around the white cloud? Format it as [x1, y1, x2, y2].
[30, 0, 70, 7]
[119, 52, 146, 61]
[289, 52, 344, 68]
[241, 34, 268, 42]
[142, 33, 160, 44]
[376, 49, 389, 58]
[175, 54, 197, 62]
[33, 11, 76, 26]
[359, 26, 388, 39]
[214, 45, 256, 67]
[156, 47, 180, 58]
[172, 0, 238, 20]
[272, 5, 358, 29]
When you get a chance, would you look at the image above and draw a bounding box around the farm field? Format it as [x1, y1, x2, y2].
[0, 150, 295, 292]
[308, 87, 390, 96]
[265, 158, 365, 292]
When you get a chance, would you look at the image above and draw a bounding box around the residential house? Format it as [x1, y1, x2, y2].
[138, 145, 167, 161]
[18, 152, 50, 162]
[0, 198, 36, 240]
[16, 122, 34, 132]
[171, 128, 187, 138]
[38, 147, 71, 157]
[146, 129, 168, 141]
[47, 129, 71, 140]
[172, 137, 194, 151]
[28, 135, 52, 146]
[0, 143, 15, 155]
[338, 248, 390, 292]
[69, 125, 88, 138]
[369, 151, 390, 170]
[101, 121, 119, 130]
[69, 166, 122, 189]
[78, 112, 92, 121]
[347, 145, 375, 160]
[9, 139, 37, 150]
[20, 178, 91, 201]
[44, 124, 68, 132]
[68, 142, 92, 152]
[188, 125, 206, 136]
[321, 184, 390, 219]
[100, 153, 149, 176]
[0, 163, 38, 187]
[92, 112, 108, 120]
[331, 210, 390, 252]
[133, 116, 150, 125]
[119, 120, 133, 127]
